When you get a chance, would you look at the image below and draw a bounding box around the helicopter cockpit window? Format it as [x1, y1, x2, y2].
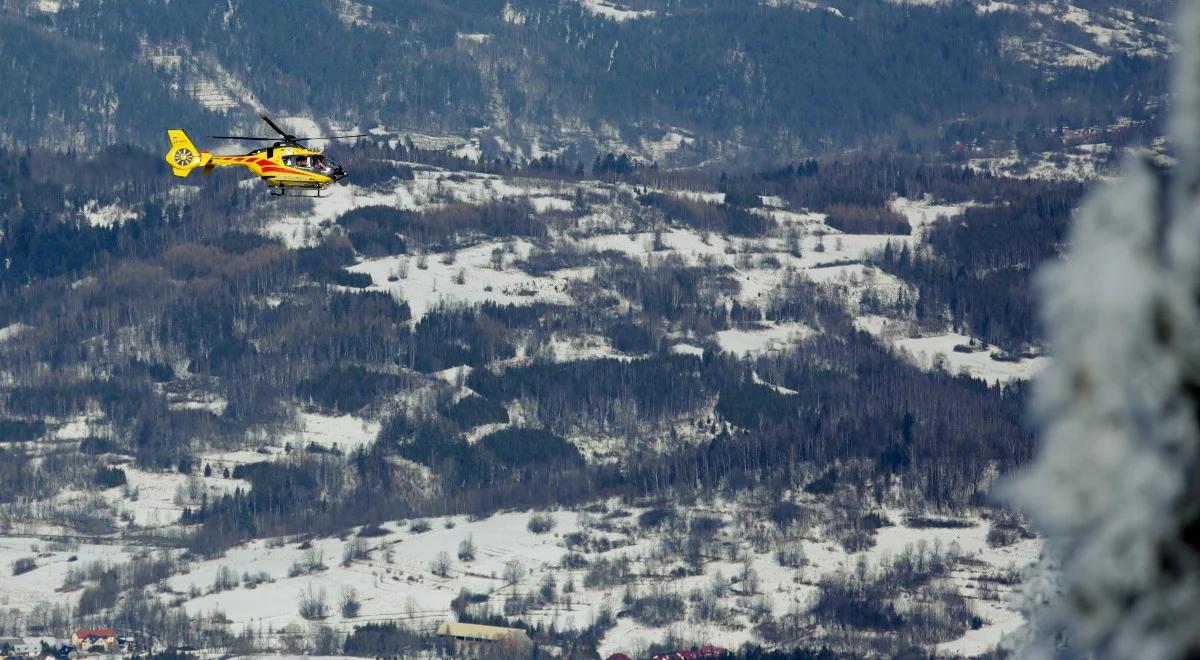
[283, 155, 331, 171]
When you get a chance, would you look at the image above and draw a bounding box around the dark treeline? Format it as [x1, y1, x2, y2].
[335, 201, 547, 254]
[637, 192, 774, 236]
[823, 204, 910, 235]
[721, 154, 1061, 211]
[703, 154, 1086, 349]
[0, 145, 259, 291]
[186, 319, 1030, 556]
[869, 181, 1083, 349]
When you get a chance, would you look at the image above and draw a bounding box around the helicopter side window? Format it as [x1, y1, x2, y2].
[285, 155, 324, 171]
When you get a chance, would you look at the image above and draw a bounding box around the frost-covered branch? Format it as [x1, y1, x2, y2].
[1007, 6, 1200, 659]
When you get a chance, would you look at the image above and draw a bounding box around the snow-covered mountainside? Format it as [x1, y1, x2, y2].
[0, 0, 1165, 655]
[0, 146, 1073, 655]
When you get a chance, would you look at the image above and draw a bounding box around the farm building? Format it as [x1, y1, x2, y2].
[435, 621, 533, 653]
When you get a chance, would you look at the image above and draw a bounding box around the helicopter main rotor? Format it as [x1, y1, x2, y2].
[209, 114, 371, 150]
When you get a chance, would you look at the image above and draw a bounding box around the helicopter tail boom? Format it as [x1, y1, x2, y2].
[164, 130, 211, 177]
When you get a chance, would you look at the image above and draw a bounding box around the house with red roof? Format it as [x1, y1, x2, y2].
[651, 646, 727, 660]
[71, 629, 117, 652]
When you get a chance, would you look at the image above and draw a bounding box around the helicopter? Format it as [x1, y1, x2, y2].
[165, 114, 371, 196]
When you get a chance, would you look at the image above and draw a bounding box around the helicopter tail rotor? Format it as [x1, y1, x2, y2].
[164, 129, 211, 177]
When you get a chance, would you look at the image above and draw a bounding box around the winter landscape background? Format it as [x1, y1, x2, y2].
[0, 0, 1183, 657]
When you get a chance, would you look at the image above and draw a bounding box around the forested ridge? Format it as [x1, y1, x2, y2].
[0, 0, 1169, 166]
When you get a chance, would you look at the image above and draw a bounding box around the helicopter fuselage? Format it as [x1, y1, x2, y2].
[212, 145, 347, 189]
[165, 129, 348, 192]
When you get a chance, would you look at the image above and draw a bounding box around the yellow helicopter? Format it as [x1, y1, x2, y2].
[165, 114, 370, 196]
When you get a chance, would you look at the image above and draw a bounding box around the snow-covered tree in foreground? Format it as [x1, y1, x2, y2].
[1006, 7, 1200, 658]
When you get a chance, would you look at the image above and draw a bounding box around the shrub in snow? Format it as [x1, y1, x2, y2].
[313, 626, 340, 655]
[289, 547, 326, 577]
[458, 534, 477, 561]
[93, 466, 126, 488]
[342, 537, 371, 565]
[241, 570, 270, 589]
[340, 586, 361, 619]
[430, 551, 452, 577]
[1004, 5, 1200, 657]
[527, 512, 556, 534]
[211, 565, 237, 592]
[629, 586, 686, 627]
[775, 538, 807, 568]
[503, 558, 526, 585]
[637, 506, 676, 529]
[298, 584, 328, 620]
[768, 501, 804, 530]
[11, 557, 35, 576]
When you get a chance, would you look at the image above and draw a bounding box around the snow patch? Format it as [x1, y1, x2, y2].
[715, 322, 815, 357]
[891, 333, 1048, 384]
[350, 240, 587, 321]
[285, 412, 380, 453]
[81, 200, 136, 228]
[578, 0, 656, 21]
[889, 196, 966, 234]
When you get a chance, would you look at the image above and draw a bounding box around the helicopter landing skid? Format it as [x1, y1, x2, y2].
[269, 188, 326, 198]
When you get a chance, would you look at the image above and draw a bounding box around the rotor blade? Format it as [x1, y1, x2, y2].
[209, 135, 279, 141]
[259, 114, 291, 138]
[293, 134, 374, 140]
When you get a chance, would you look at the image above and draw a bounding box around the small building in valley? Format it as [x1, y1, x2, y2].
[436, 621, 532, 653]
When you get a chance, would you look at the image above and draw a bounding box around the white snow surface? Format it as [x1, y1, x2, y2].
[350, 240, 584, 321]
[578, 0, 656, 22]
[0, 537, 132, 613]
[891, 333, 1048, 385]
[0, 501, 1037, 656]
[715, 322, 815, 356]
[0, 323, 31, 343]
[889, 195, 966, 235]
[284, 412, 379, 453]
[81, 200, 136, 228]
[167, 511, 581, 632]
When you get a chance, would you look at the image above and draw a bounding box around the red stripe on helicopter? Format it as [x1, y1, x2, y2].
[259, 166, 311, 176]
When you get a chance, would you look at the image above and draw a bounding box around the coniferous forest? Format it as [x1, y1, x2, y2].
[0, 0, 1177, 657]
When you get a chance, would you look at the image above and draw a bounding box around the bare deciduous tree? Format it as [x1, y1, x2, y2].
[298, 584, 328, 620]
[458, 534, 476, 562]
[431, 551, 452, 577]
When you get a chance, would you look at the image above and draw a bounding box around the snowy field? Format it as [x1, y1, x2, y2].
[892, 333, 1048, 385]
[0, 500, 1039, 657]
[715, 322, 815, 357]
[349, 239, 584, 321]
